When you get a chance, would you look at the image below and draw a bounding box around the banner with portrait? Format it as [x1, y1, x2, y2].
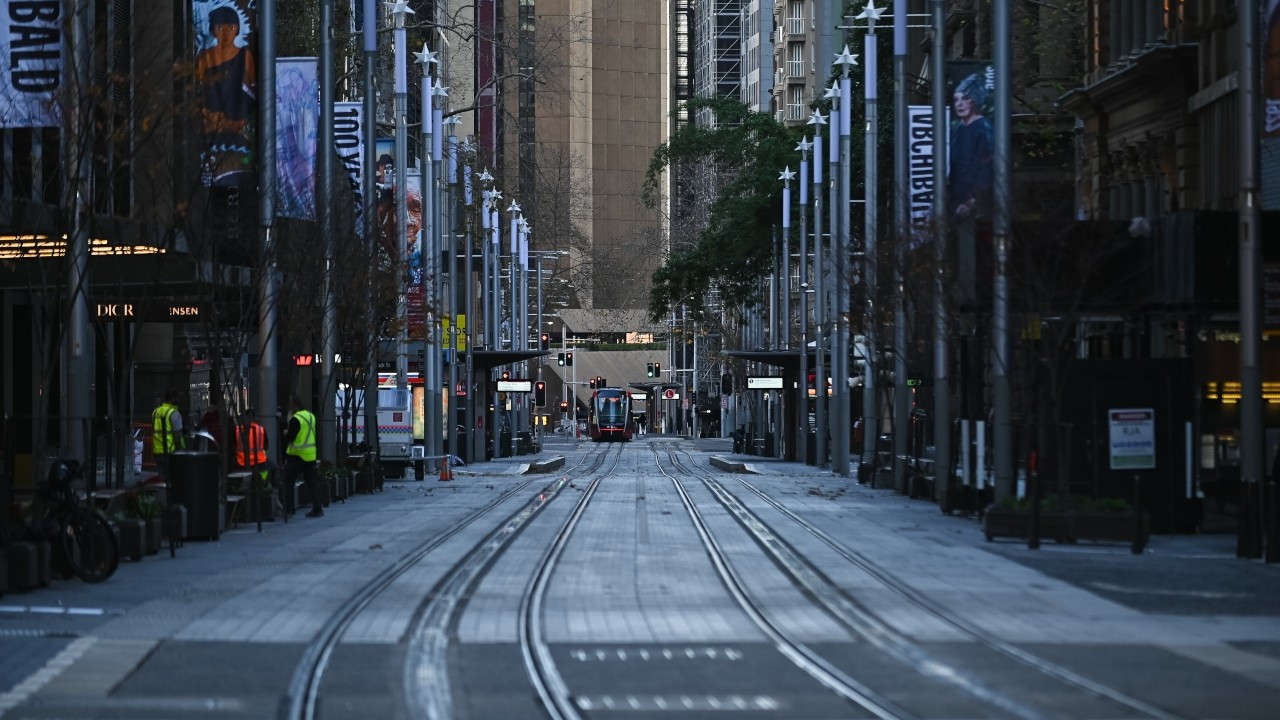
[947, 60, 994, 306]
[334, 101, 366, 234]
[1, 2, 62, 127]
[401, 171, 425, 340]
[193, 0, 258, 188]
[275, 57, 318, 220]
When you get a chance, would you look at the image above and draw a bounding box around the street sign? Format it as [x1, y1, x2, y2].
[1108, 408, 1155, 469]
[662, 388, 679, 400]
[746, 376, 784, 390]
[497, 379, 533, 393]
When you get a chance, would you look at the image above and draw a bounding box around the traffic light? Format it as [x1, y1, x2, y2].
[721, 373, 733, 394]
[565, 352, 574, 366]
[646, 362, 654, 378]
[558, 352, 566, 366]
[540, 333, 550, 351]
[654, 362, 661, 376]
[534, 381, 547, 407]
[558, 400, 569, 412]
[501, 370, 511, 380]
[588, 378, 597, 390]
[598, 377, 606, 388]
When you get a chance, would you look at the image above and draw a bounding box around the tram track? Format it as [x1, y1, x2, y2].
[659, 441, 1190, 720]
[651, 444, 916, 720]
[281, 443, 614, 720]
[519, 442, 628, 720]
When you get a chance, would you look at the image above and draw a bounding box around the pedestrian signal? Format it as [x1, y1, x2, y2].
[534, 381, 547, 407]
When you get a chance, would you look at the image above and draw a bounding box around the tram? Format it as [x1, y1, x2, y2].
[587, 388, 634, 441]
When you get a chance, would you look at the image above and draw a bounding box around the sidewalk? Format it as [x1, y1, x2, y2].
[700, 442, 1280, 622]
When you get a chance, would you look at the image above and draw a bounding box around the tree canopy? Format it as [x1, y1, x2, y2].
[643, 97, 802, 322]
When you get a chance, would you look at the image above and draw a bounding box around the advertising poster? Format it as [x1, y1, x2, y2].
[1, 2, 62, 127]
[1263, 0, 1280, 208]
[333, 101, 365, 234]
[275, 57, 318, 220]
[193, 0, 258, 188]
[374, 137, 396, 257]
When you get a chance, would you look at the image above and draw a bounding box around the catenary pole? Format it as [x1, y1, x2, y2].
[993, 0, 1014, 501]
[931, 0, 952, 509]
[258, 0, 280, 460]
[392, 3, 410, 387]
[362, 0, 378, 458]
[319, 0, 336, 462]
[1238, 0, 1265, 559]
[893, 0, 911, 492]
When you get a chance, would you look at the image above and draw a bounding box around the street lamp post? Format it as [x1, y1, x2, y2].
[780, 166, 796, 457]
[835, 47, 860, 477]
[809, 109, 828, 467]
[796, 138, 812, 466]
[392, 0, 413, 388]
[858, 2, 885, 478]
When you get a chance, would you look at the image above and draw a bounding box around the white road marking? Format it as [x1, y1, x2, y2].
[0, 636, 97, 714]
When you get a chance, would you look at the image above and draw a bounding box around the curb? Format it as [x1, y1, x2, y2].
[525, 456, 566, 474]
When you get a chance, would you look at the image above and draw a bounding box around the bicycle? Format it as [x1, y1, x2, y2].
[31, 460, 121, 583]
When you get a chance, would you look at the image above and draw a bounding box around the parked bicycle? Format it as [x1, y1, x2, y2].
[32, 460, 120, 583]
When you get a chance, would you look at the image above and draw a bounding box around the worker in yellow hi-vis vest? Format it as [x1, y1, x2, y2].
[151, 389, 186, 481]
[280, 395, 322, 518]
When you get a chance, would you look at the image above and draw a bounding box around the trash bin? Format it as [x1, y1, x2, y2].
[168, 451, 222, 540]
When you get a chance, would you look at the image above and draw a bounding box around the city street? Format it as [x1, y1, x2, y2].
[2, 436, 1278, 720]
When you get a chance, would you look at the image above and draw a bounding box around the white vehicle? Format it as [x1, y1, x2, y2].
[337, 386, 414, 475]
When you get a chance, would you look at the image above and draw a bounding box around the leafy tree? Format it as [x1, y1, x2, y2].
[642, 97, 802, 322]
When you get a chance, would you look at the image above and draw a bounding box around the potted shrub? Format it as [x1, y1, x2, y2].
[126, 490, 164, 555]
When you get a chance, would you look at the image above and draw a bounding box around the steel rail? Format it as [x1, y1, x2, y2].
[722, 469, 1190, 720]
[406, 444, 618, 719]
[519, 443, 628, 720]
[651, 445, 917, 720]
[282, 442, 609, 720]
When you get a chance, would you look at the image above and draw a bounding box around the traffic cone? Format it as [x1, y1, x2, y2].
[438, 455, 453, 482]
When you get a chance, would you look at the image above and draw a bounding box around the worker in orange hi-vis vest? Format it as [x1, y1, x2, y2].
[234, 409, 270, 484]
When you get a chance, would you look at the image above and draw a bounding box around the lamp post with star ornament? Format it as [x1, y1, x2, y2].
[834, 44, 859, 478]
[808, 109, 828, 467]
[857, 0, 885, 480]
[795, 140, 811, 467]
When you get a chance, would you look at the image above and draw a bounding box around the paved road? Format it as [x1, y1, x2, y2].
[1, 435, 1277, 719]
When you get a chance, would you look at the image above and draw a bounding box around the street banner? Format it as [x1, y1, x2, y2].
[1263, 0, 1280, 208]
[275, 57, 318, 220]
[402, 171, 425, 340]
[334, 101, 366, 234]
[907, 105, 935, 226]
[374, 137, 395, 256]
[1, 1, 62, 127]
[193, 0, 258, 188]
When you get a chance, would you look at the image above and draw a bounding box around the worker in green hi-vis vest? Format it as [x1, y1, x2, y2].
[280, 395, 322, 518]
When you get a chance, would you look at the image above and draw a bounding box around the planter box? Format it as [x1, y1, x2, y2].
[115, 519, 145, 562]
[1069, 511, 1150, 549]
[243, 493, 275, 522]
[144, 517, 163, 555]
[6, 541, 51, 591]
[982, 506, 1070, 543]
